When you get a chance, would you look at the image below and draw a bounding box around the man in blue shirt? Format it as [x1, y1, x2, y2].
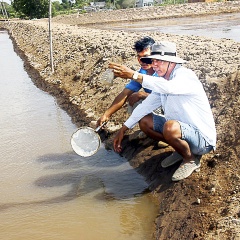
[96, 36, 155, 128]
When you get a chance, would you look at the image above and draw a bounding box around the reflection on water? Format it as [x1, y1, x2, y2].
[0, 30, 158, 240]
[98, 12, 240, 42]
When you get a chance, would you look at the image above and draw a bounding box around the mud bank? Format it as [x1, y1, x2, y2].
[1, 1, 240, 239]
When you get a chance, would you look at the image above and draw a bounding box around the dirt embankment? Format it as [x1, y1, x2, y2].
[1, 1, 240, 239]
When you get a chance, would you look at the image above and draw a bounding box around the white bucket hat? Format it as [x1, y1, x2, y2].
[141, 41, 186, 64]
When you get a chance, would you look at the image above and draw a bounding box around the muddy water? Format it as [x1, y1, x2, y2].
[0, 31, 158, 240]
[99, 12, 240, 42]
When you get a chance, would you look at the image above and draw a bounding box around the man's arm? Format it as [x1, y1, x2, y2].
[124, 92, 161, 129]
[127, 91, 149, 107]
[113, 125, 129, 152]
[109, 62, 143, 84]
[96, 88, 134, 127]
[113, 93, 162, 152]
[109, 62, 199, 95]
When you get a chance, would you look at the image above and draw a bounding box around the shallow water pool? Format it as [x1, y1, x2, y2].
[98, 12, 240, 42]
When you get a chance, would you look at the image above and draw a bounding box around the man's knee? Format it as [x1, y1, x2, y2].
[139, 115, 153, 132]
[163, 120, 181, 140]
[139, 117, 148, 130]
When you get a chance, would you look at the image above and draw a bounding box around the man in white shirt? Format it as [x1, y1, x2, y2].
[108, 41, 216, 181]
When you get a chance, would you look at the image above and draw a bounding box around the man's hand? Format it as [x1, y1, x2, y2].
[109, 62, 134, 79]
[96, 114, 109, 128]
[109, 62, 143, 83]
[113, 125, 128, 153]
[128, 92, 149, 106]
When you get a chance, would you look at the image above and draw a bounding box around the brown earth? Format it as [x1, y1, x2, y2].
[1, 1, 240, 239]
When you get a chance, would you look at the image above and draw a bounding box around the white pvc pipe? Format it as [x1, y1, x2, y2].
[49, 0, 54, 73]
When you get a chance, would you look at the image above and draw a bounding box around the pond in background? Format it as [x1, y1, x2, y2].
[0, 30, 158, 240]
[99, 12, 240, 42]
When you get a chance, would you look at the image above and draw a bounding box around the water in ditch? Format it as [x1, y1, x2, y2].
[0, 30, 158, 240]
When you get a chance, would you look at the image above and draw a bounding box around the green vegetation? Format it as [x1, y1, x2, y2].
[0, 0, 197, 20]
[11, 0, 49, 19]
[0, 0, 91, 19]
[0, 2, 15, 18]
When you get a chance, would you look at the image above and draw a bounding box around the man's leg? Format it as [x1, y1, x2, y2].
[139, 116, 189, 168]
[159, 120, 193, 169]
[163, 120, 213, 181]
[162, 120, 194, 161]
[139, 114, 166, 142]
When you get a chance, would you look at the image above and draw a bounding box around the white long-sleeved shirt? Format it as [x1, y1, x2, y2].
[124, 66, 216, 147]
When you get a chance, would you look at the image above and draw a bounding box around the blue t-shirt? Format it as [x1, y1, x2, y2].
[125, 68, 152, 93]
